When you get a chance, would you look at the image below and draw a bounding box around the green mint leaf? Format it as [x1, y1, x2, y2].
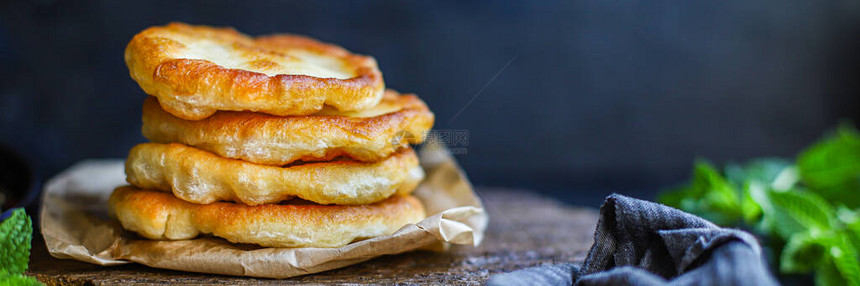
[0, 209, 32, 275]
[740, 181, 763, 224]
[817, 257, 849, 286]
[0, 270, 42, 286]
[658, 160, 742, 226]
[798, 125, 860, 207]
[780, 232, 827, 273]
[762, 190, 834, 239]
[826, 233, 860, 286]
[657, 185, 692, 210]
[836, 206, 860, 251]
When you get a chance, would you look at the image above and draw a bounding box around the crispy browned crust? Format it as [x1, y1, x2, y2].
[142, 90, 434, 165]
[125, 143, 423, 205]
[125, 22, 384, 120]
[109, 186, 426, 248]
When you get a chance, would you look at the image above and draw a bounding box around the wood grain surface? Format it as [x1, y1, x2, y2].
[28, 189, 599, 285]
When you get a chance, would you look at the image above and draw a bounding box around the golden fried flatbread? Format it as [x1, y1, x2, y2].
[125, 143, 423, 205]
[109, 186, 425, 248]
[142, 90, 434, 166]
[125, 22, 384, 120]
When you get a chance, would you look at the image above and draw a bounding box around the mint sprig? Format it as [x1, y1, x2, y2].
[0, 208, 42, 286]
[660, 124, 860, 286]
[798, 125, 860, 207]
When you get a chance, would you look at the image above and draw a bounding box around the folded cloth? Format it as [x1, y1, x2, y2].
[488, 194, 779, 286]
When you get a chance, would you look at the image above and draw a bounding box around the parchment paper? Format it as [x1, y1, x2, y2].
[40, 144, 487, 278]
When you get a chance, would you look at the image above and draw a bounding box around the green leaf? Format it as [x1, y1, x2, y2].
[763, 190, 834, 239]
[827, 233, 860, 286]
[740, 181, 764, 224]
[657, 185, 691, 210]
[837, 206, 860, 251]
[0, 209, 32, 275]
[0, 270, 41, 286]
[781, 232, 827, 273]
[817, 257, 849, 286]
[658, 160, 742, 226]
[798, 125, 860, 207]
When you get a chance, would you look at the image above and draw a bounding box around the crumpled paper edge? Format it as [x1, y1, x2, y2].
[40, 144, 488, 278]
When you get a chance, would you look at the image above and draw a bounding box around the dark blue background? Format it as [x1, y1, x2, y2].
[2, 1, 859, 206]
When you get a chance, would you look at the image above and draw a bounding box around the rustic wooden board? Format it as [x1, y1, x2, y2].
[28, 189, 599, 285]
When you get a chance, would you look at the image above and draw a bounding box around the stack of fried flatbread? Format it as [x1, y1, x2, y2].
[111, 23, 435, 248]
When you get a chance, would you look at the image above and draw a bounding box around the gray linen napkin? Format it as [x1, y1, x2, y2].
[488, 194, 779, 286]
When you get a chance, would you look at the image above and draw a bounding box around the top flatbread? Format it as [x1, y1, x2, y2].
[125, 22, 384, 120]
